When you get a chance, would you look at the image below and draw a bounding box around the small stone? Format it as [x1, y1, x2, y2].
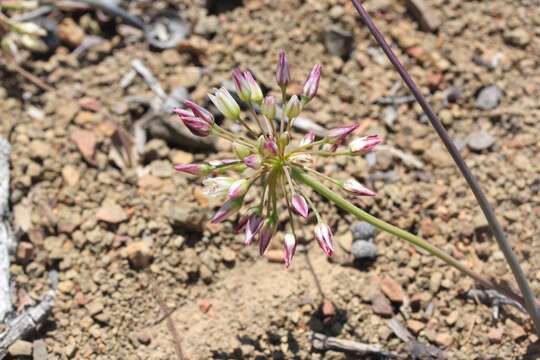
[16, 242, 34, 265]
[62, 165, 80, 186]
[58, 280, 74, 294]
[222, 247, 236, 263]
[488, 327, 504, 343]
[8, 340, 33, 357]
[79, 97, 101, 112]
[58, 18, 85, 47]
[96, 203, 128, 224]
[351, 240, 378, 260]
[29, 140, 50, 159]
[434, 333, 454, 348]
[126, 241, 153, 269]
[504, 28, 530, 48]
[198, 299, 212, 313]
[138, 175, 163, 191]
[70, 128, 96, 163]
[507, 319, 527, 340]
[170, 67, 202, 88]
[33, 340, 48, 360]
[445, 310, 459, 326]
[475, 85, 502, 110]
[405, 0, 441, 32]
[429, 272, 442, 293]
[371, 293, 393, 317]
[323, 25, 354, 59]
[407, 319, 425, 334]
[137, 331, 152, 345]
[321, 299, 336, 318]
[64, 343, 77, 358]
[170, 150, 194, 164]
[86, 300, 104, 316]
[351, 221, 375, 240]
[265, 250, 283, 264]
[380, 276, 405, 303]
[467, 130, 495, 152]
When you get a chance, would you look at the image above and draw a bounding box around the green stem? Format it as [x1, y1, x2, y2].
[292, 168, 531, 308]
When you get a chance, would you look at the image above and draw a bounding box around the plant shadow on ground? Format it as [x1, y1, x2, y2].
[211, 330, 301, 359]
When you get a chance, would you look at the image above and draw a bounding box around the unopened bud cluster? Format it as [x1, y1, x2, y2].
[173, 50, 382, 267]
[0, 4, 47, 58]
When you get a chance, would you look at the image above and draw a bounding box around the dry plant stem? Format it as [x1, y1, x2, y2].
[293, 170, 531, 311]
[349, 0, 540, 335]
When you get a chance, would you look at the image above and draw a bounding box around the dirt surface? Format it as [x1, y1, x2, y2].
[1, 0, 540, 359]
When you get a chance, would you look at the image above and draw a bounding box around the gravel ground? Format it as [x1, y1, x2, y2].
[1, 0, 540, 359]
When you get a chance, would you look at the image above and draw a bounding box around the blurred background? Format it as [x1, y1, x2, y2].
[0, 0, 539, 358]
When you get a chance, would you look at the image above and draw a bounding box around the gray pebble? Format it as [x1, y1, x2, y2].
[475, 85, 502, 110]
[351, 240, 378, 260]
[351, 221, 376, 240]
[467, 130, 495, 152]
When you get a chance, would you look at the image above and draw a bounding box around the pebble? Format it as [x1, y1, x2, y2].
[503, 28, 530, 48]
[221, 247, 236, 263]
[58, 18, 85, 47]
[8, 340, 33, 357]
[371, 293, 394, 317]
[380, 276, 405, 303]
[351, 221, 375, 240]
[475, 85, 502, 110]
[33, 340, 48, 360]
[86, 300, 104, 316]
[405, 0, 441, 32]
[435, 333, 454, 347]
[126, 241, 153, 269]
[467, 130, 495, 152]
[351, 240, 378, 260]
[198, 299, 212, 313]
[488, 327, 504, 343]
[96, 203, 128, 224]
[429, 272, 442, 293]
[336, 232, 353, 252]
[62, 165, 80, 187]
[407, 319, 425, 334]
[323, 25, 354, 59]
[70, 128, 96, 163]
[137, 331, 152, 345]
[64, 343, 77, 358]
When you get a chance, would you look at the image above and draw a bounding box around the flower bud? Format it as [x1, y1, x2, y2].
[243, 154, 262, 169]
[300, 131, 315, 147]
[233, 143, 251, 160]
[349, 135, 382, 153]
[184, 100, 214, 125]
[302, 64, 321, 101]
[343, 179, 376, 197]
[232, 68, 251, 102]
[327, 124, 359, 140]
[291, 194, 309, 219]
[285, 95, 301, 119]
[209, 88, 241, 120]
[261, 96, 277, 120]
[173, 108, 212, 137]
[174, 163, 211, 176]
[16, 22, 46, 36]
[228, 179, 250, 200]
[276, 49, 290, 88]
[314, 223, 334, 256]
[259, 215, 277, 255]
[245, 214, 263, 245]
[283, 233, 297, 268]
[279, 132, 290, 148]
[211, 198, 243, 224]
[261, 138, 278, 157]
[244, 71, 263, 104]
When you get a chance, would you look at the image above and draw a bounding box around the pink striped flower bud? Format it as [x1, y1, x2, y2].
[228, 179, 250, 200]
[314, 223, 334, 256]
[174, 163, 211, 176]
[343, 179, 376, 196]
[245, 214, 263, 245]
[300, 131, 316, 147]
[173, 108, 212, 137]
[302, 64, 321, 101]
[261, 138, 278, 157]
[261, 96, 277, 120]
[259, 216, 277, 255]
[183, 100, 214, 125]
[232, 68, 251, 102]
[243, 154, 262, 169]
[283, 233, 297, 268]
[349, 135, 382, 153]
[285, 95, 302, 119]
[276, 49, 290, 88]
[209, 88, 241, 120]
[211, 198, 243, 224]
[244, 70, 263, 103]
[327, 124, 359, 140]
[291, 194, 309, 219]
